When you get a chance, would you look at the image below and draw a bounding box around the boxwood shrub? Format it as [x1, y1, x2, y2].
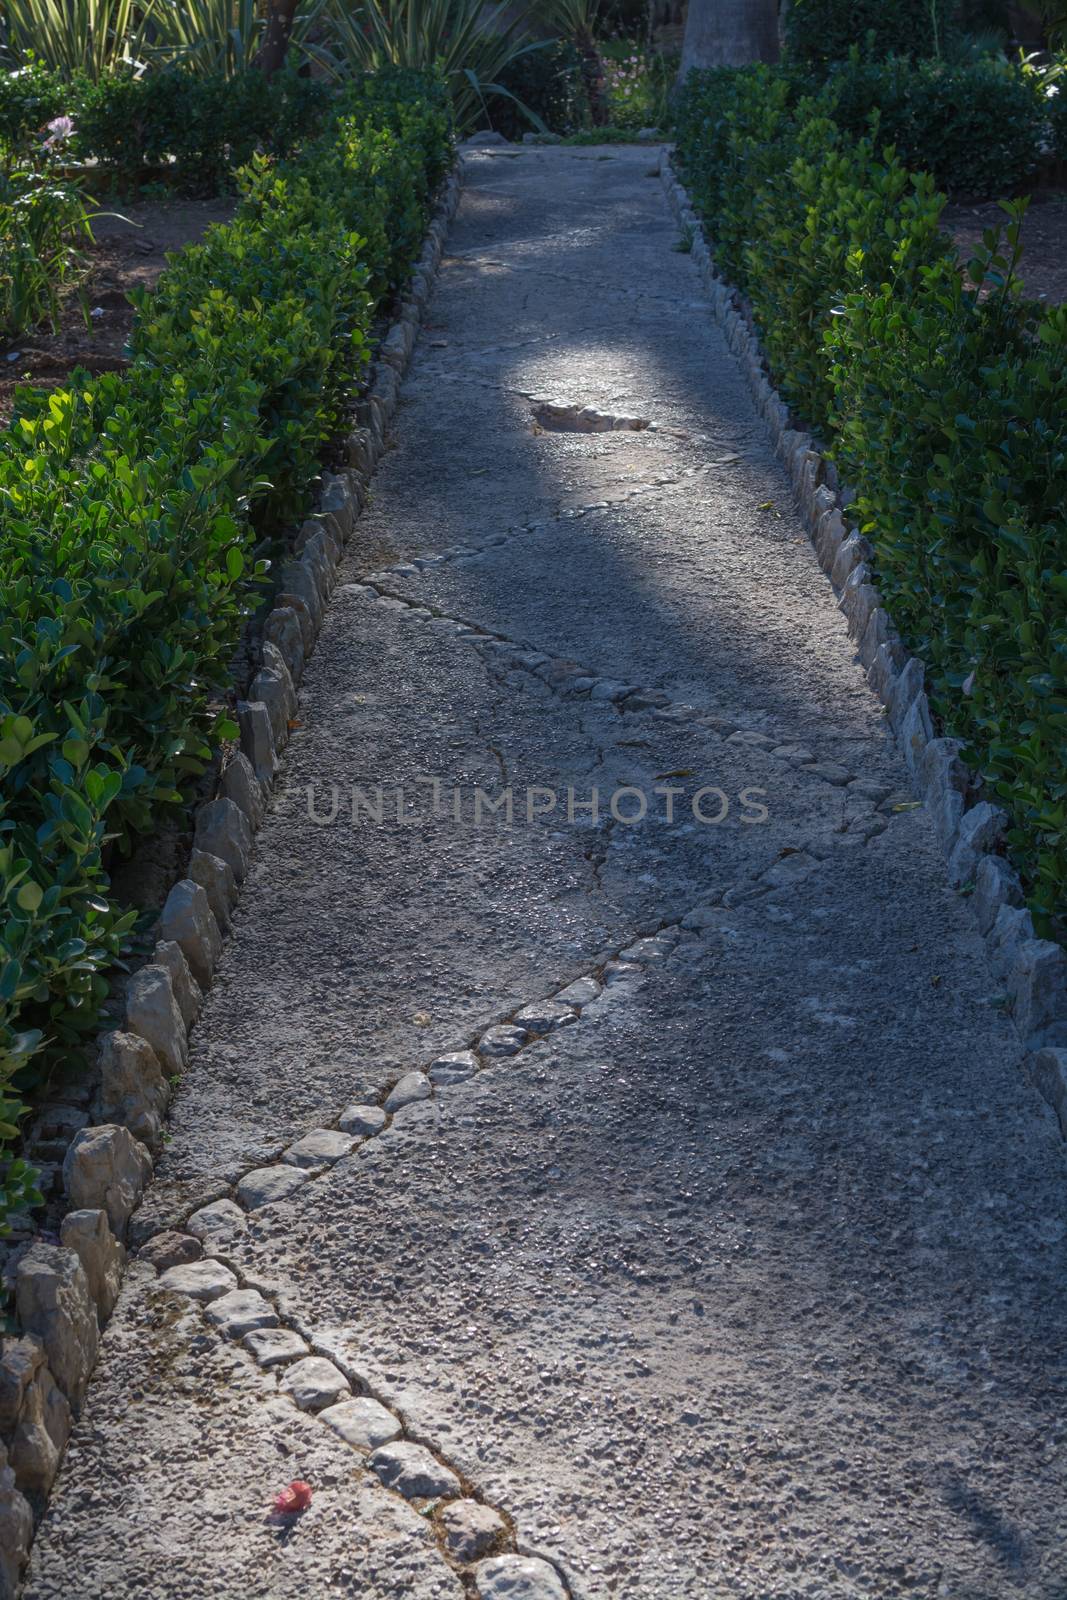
[0, 61, 332, 194]
[785, 0, 953, 65]
[0, 69, 452, 1229]
[820, 52, 1047, 197]
[1048, 56, 1067, 163]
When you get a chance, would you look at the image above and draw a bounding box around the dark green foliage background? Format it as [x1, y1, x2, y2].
[0, 60, 332, 193]
[786, 0, 955, 64]
[485, 40, 588, 139]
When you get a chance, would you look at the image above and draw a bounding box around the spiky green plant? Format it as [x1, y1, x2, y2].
[303, 0, 545, 133]
[145, 0, 263, 74]
[536, 0, 605, 123]
[3, 0, 157, 78]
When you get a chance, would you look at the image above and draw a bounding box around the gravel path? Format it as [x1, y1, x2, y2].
[26, 145, 1067, 1600]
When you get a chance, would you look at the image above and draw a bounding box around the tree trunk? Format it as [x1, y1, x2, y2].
[678, 0, 780, 77]
[576, 28, 609, 126]
[255, 0, 301, 77]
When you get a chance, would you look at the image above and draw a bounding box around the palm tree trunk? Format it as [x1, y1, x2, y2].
[678, 0, 780, 76]
[255, 0, 301, 76]
[576, 27, 608, 126]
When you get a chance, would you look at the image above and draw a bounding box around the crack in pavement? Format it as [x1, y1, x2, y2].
[340, 577, 897, 824]
[443, 252, 708, 314]
[418, 327, 591, 363]
[362, 455, 736, 555]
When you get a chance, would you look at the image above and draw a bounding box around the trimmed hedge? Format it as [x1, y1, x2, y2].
[673, 52, 1051, 204]
[0, 68, 452, 1229]
[829, 229, 1067, 927]
[785, 0, 953, 65]
[0, 60, 332, 193]
[820, 52, 1047, 197]
[675, 65, 1067, 941]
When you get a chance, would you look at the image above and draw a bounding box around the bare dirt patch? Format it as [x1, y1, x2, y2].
[944, 188, 1067, 306]
[0, 194, 236, 422]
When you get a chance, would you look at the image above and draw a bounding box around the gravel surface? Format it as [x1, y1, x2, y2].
[26, 144, 1067, 1600]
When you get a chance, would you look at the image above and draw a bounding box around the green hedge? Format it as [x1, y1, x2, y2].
[819, 52, 1047, 196]
[785, 0, 953, 65]
[673, 52, 1050, 203]
[675, 65, 1067, 942]
[0, 60, 332, 193]
[0, 68, 452, 1229]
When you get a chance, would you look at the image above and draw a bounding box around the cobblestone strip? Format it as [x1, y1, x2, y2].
[147, 1249, 569, 1598]
[144, 842, 848, 1259]
[133, 858, 823, 1598]
[0, 168, 468, 1595]
[147, 918, 699, 1240]
[659, 154, 1067, 1120]
[140, 928, 691, 1600]
[339, 576, 899, 837]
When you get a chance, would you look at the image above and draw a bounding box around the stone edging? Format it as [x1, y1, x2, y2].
[658, 154, 1067, 1137]
[0, 166, 463, 1599]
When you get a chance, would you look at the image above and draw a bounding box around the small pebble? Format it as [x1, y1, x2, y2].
[186, 1199, 247, 1243]
[206, 1288, 277, 1337]
[280, 1356, 351, 1413]
[440, 1498, 506, 1561]
[139, 1231, 201, 1272]
[368, 1440, 460, 1499]
[474, 1555, 567, 1599]
[319, 1396, 402, 1452]
[243, 1327, 309, 1368]
[283, 1128, 356, 1168]
[428, 1050, 481, 1086]
[237, 1166, 310, 1210]
[553, 977, 601, 1007]
[158, 1259, 237, 1303]
[512, 1001, 577, 1033]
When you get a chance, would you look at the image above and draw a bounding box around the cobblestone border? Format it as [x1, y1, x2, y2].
[0, 169, 464, 1599]
[659, 154, 1067, 1138]
[127, 851, 827, 1598]
[139, 925, 689, 1598]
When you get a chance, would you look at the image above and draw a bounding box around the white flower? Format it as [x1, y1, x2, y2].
[42, 115, 75, 150]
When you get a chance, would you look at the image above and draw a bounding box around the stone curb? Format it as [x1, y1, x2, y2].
[0, 164, 465, 1597]
[658, 153, 1067, 1125]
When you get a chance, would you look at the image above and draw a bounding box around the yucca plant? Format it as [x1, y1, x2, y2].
[303, 0, 545, 133]
[146, 0, 264, 75]
[536, 0, 605, 123]
[3, 0, 157, 78]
